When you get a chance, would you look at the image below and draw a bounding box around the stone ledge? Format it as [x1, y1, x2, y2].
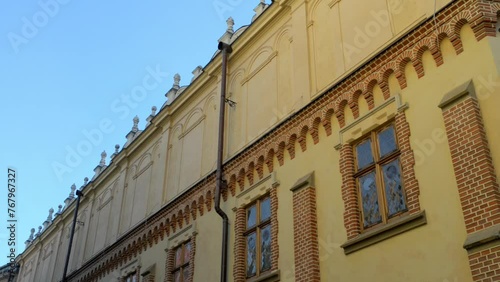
[341, 210, 427, 255]
[247, 269, 280, 282]
[290, 171, 315, 193]
[463, 224, 500, 251]
[438, 80, 476, 109]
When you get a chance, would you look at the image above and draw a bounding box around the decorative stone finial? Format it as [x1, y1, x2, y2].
[70, 184, 76, 198]
[84, 177, 89, 186]
[55, 205, 63, 216]
[35, 226, 42, 237]
[252, 0, 268, 22]
[47, 208, 54, 221]
[100, 151, 107, 166]
[25, 228, 35, 247]
[227, 17, 235, 33]
[146, 106, 157, 126]
[191, 66, 204, 82]
[111, 144, 120, 159]
[133, 116, 139, 132]
[173, 73, 181, 88]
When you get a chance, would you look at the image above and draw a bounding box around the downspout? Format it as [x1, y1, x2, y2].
[215, 41, 232, 282]
[62, 189, 83, 282]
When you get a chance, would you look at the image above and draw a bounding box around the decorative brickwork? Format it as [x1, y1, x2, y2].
[440, 94, 500, 282]
[291, 184, 320, 282]
[233, 187, 279, 282]
[68, 1, 500, 281]
[164, 248, 174, 282]
[341, 112, 420, 240]
[164, 235, 196, 282]
[468, 245, 500, 281]
[233, 207, 246, 282]
[340, 144, 359, 239]
[394, 112, 421, 214]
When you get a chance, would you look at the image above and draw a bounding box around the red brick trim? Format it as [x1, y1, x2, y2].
[440, 94, 500, 282]
[164, 235, 196, 282]
[341, 112, 420, 240]
[233, 207, 246, 282]
[291, 181, 320, 282]
[468, 245, 500, 281]
[233, 187, 279, 282]
[441, 96, 500, 234]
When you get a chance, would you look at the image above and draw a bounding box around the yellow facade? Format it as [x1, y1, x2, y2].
[15, 0, 500, 281]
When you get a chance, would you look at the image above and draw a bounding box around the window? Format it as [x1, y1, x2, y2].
[245, 195, 272, 278]
[124, 272, 137, 282]
[354, 123, 407, 230]
[172, 241, 192, 282]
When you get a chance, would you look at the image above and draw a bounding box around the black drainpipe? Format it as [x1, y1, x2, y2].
[215, 41, 232, 282]
[62, 189, 83, 282]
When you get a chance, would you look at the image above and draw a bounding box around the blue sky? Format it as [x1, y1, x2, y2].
[0, 0, 258, 265]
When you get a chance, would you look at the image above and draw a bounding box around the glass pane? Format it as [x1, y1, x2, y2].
[184, 242, 191, 263]
[359, 172, 382, 228]
[356, 139, 374, 170]
[175, 247, 183, 267]
[247, 205, 257, 229]
[260, 225, 272, 272]
[174, 271, 181, 282]
[260, 197, 271, 222]
[378, 126, 397, 157]
[183, 267, 190, 282]
[246, 232, 257, 277]
[383, 159, 407, 217]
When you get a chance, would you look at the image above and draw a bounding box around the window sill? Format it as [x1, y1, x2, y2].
[341, 210, 427, 254]
[247, 269, 280, 282]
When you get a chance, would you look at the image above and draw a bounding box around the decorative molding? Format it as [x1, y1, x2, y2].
[132, 161, 154, 180]
[438, 80, 476, 109]
[290, 171, 315, 192]
[234, 172, 279, 209]
[241, 51, 278, 85]
[463, 224, 500, 251]
[166, 223, 197, 250]
[178, 114, 206, 139]
[341, 210, 427, 254]
[328, 0, 340, 8]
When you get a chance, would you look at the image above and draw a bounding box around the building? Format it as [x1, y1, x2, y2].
[15, 0, 500, 281]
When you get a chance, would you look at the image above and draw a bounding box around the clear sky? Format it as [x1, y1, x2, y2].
[0, 0, 258, 265]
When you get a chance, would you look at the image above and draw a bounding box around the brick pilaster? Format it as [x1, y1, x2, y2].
[340, 144, 360, 240]
[233, 207, 246, 282]
[164, 248, 174, 282]
[439, 85, 500, 282]
[291, 173, 320, 282]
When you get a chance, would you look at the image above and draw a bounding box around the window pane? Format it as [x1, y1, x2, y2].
[260, 197, 271, 222]
[183, 267, 190, 282]
[382, 159, 407, 217]
[260, 225, 272, 272]
[378, 126, 397, 157]
[174, 271, 181, 282]
[359, 172, 382, 228]
[247, 205, 257, 229]
[356, 139, 374, 170]
[184, 242, 191, 263]
[175, 247, 183, 268]
[246, 232, 257, 277]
